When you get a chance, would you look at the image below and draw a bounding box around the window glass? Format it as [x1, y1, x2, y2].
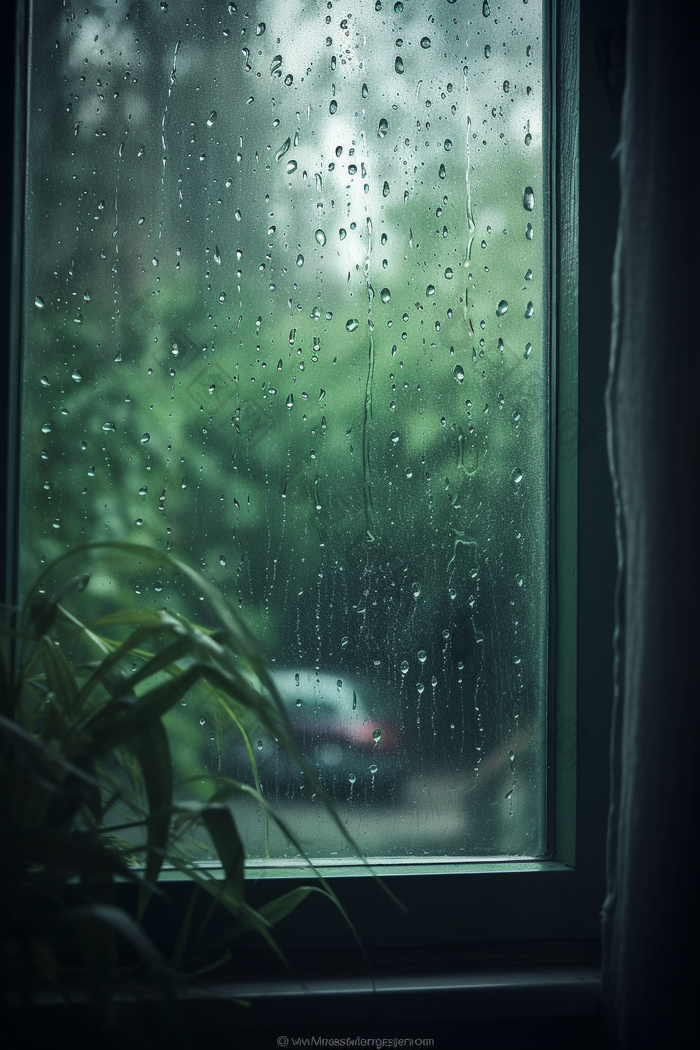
[21, 0, 546, 861]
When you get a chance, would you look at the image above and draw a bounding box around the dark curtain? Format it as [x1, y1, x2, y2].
[602, 1, 699, 1045]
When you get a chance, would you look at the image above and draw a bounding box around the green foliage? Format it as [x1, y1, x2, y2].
[0, 541, 358, 1032]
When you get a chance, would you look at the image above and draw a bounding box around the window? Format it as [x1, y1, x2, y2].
[6, 0, 615, 953]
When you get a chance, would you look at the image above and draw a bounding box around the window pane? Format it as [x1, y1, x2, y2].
[20, 0, 547, 860]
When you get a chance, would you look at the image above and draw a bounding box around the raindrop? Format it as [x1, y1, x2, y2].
[524, 342, 533, 359]
[525, 132, 532, 146]
[286, 159, 298, 174]
[482, 1, 490, 15]
[426, 284, 435, 296]
[503, 80, 510, 93]
[315, 229, 327, 246]
[83, 290, 91, 302]
[523, 186, 535, 211]
[378, 118, 389, 138]
[512, 468, 523, 484]
[275, 137, 291, 162]
[329, 99, 338, 114]
[525, 301, 534, 318]
[345, 318, 359, 332]
[35, 296, 45, 308]
[219, 292, 227, 303]
[453, 364, 464, 383]
[372, 728, 382, 743]
[102, 421, 116, 432]
[438, 163, 446, 179]
[394, 1, 403, 10]
[443, 139, 453, 152]
[417, 650, 427, 664]
[362, 83, 369, 98]
[400, 660, 409, 674]
[140, 433, 150, 444]
[41, 422, 51, 434]
[284, 74, 293, 87]
[526, 222, 534, 240]
[296, 253, 304, 267]
[40, 376, 50, 387]
[207, 111, 217, 126]
[270, 55, 283, 76]
[524, 268, 533, 281]
[369, 763, 378, 774]
[383, 180, 390, 197]
[381, 288, 391, 303]
[138, 486, 147, 496]
[412, 582, 421, 598]
[484, 44, 492, 58]
[395, 56, 404, 74]
[72, 369, 82, 382]
[496, 299, 509, 316]
[219, 554, 227, 567]
[348, 773, 357, 784]
[286, 393, 294, 408]
[445, 267, 454, 279]
[256, 22, 266, 35]
[420, 37, 431, 49]
[390, 431, 400, 444]
[151, 257, 159, 267]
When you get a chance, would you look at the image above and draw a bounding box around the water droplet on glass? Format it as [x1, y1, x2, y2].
[219, 554, 227, 567]
[390, 431, 400, 444]
[296, 253, 304, 267]
[524, 268, 533, 281]
[369, 763, 378, 774]
[41, 422, 51, 434]
[151, 257, 159, 267]
[256, 22, 265, 36]
[526, 223, 534, 240]
[484, 44, 492, 58]
[35, 296, 45, 309]
[315, 229, 327, 246]
[372, 728, 382, 743]
[395, 56, 404, 74]
[496, 300, 509, 316]
[40, 376, 50, 387]
[207, 110, 217, 126]
[102, 421, 116, 432]
[512, 468, 523, 484]
[453, 364, 464, 383]
[426, 284, 435, 297]
[382, 180, 390, 197]
[286, 159, 297, 174]
[140, 433, 150, 444]
[482, 1, 490, 16]
[524, 342, 533, 359]
[523, 186, 535, 211]
[345, 318, 359, 332]
[412, 582, 421, 599]
[378, 118, 389, 138]
[503, 80, 510, 93]
[438, 163, 446, 180]
[138, 486, 147, 496]
[348, 773, 356, 784]
[525, 301, 534, 318]
[286, 393, 294, 408]
[445, 267, 454, 280]
[444, 139, 453, 152]
[417, 650, 427, 665]
[72, 369, 82, 382]
[381, 288, 391, 304]
[329, 99, 338, 114]
[400, 660, 409, 675]
[394, 1, 403, 11]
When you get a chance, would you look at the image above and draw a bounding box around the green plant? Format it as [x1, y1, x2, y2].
[0, 541, 359, 1037]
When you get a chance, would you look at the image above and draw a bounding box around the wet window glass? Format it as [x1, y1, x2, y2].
[21, 0, 547, 861]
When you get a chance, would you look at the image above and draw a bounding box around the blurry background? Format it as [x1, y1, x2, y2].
[20, 0, 547, 860]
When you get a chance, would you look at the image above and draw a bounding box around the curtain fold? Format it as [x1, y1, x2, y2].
[602, 2, 699, 1045]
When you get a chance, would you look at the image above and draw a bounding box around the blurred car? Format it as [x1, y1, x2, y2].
[234, 668, 404, 801]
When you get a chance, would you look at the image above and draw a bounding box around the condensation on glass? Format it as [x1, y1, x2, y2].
[21, 0, 547, 861]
